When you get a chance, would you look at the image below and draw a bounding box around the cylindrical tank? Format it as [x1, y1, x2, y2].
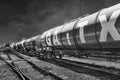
[41, 3, 120, 52]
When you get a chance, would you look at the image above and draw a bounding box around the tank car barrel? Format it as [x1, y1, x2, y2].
[41, 3, 120, 52]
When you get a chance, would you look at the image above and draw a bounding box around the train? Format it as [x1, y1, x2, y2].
[6, 3, 120, 59]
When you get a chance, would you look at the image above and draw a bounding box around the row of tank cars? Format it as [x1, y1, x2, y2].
[2, 3, 120, 59]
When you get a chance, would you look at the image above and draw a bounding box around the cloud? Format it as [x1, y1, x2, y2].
[22, 0, 104, 33]
[1, 0, 120, 44]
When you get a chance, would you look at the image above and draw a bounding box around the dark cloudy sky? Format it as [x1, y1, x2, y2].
[0, 0, 120, 44]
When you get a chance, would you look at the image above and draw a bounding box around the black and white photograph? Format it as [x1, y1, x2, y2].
[0, 0, 120, 80]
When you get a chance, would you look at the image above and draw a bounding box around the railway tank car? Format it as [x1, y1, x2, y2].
[23, 35, 41, 56]
[10, 35, 41, 56]
[40, 3, 120, 58]
[15, 40, 26, 53]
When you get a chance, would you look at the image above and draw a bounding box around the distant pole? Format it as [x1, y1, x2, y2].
[18, 23, 23, 41]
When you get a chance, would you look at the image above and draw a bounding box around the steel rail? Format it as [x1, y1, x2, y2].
[39, 58, 120, 79]
[0, 55, 32, 80]
[12, 52, 64, 80]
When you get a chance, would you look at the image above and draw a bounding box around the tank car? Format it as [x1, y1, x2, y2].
[40, 3, 120, 58]
[15, 40, 26, 53]
[23, 35, 41, 56]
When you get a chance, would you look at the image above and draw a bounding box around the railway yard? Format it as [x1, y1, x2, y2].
[0, 51, 119, 80]
[1, 2, 120, 80]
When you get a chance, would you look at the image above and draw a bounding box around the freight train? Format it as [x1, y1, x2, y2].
[8, 3, 120, 59]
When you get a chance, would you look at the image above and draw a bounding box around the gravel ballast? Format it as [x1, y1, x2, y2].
[20, 54, 102, 80]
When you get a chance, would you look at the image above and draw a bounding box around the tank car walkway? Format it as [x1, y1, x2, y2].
[63, 56, 120, 69]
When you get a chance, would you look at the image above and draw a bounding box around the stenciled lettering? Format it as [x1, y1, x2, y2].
[77, 21, 88, 43]
[53, 30, 61, 45]
[66, 33, 71, 45]
[99, 9, 120, 42]
[46, 33, 52, 46]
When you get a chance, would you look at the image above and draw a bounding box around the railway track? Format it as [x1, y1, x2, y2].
[0, 53, 32, 80]
[10, 52, 64, 80]
[39, 58, 120, 80]
[0, 53, 21, 80]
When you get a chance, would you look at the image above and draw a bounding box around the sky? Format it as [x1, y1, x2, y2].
[0, 0, 120, 44]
